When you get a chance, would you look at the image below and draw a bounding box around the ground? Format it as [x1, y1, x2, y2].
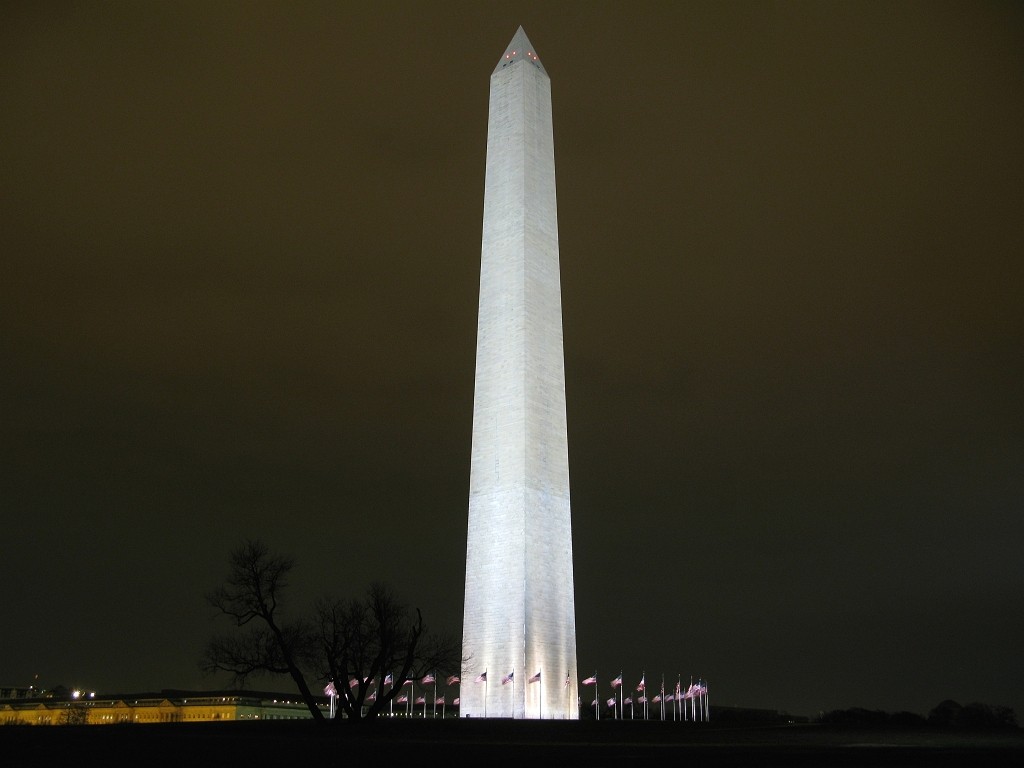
[4, 719, 1023, 766]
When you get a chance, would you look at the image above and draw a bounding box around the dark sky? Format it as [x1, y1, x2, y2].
[3, 1, 1022, 719]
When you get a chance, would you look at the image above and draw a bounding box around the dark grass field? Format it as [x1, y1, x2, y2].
[4, 718, 1023, 766]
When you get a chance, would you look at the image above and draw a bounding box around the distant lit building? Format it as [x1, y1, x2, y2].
[0, 690, 327, 726]
[0, 686, 37, 700]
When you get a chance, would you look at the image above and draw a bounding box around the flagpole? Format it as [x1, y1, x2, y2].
[641, 671, 646, 720]
[659, 674, 664, 721]
[565, 670, 570, 721]
[690, 678, 694, 722]
[689, 676, 695, 722]
[539, 668, 543, 720]
[618, 671, 622, 720]
[671, 675, 679, 724]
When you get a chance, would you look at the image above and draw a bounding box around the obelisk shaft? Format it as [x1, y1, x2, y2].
[461, 27, 578, 720]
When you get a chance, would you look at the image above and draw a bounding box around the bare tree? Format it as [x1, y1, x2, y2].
[203, 539, 460, 722]
[312, 582, 461, 720]
[60, 704, 88, 725]
[202, 539, 324, 719]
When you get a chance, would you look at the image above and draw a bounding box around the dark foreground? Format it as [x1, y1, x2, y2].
[4, 718, 1023, 767]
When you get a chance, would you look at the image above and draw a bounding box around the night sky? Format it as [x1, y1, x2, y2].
[3, 1, 1022, 720]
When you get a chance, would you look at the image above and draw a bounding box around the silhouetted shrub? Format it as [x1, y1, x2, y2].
[956, 702, 1019, 730]
[928, 699, 962, 728]
[993, 706, 1019, 728]
[889, 710, 926, 728]
[927, 700, 1017, 730]
[817, 701, 1017, 731]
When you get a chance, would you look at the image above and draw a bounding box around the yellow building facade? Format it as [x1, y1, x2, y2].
[0, 691, 326, 726]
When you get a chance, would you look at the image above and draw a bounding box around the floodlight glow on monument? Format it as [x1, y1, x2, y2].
[460, 27, 579, 720]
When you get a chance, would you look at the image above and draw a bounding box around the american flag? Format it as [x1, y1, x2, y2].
[652, 694, 662, 703]
[581, 674, 597, 686]
[348, 678, 360, 688]
[528, 671, 541, 683]
[435, 696, 445, 705]
[422, 673, 436, 685]
[564, 672, 571, 688]
[611, 674, 623, 688]
[501, 671, 514, 685]
[446, 675, 460, 686]
[415, 696, 426, 705]
[453, 697, 460, 706]
[637, 675, 645, 692]
[474, 672, 487, 683]
[396, 694, 408, 704]
[606, 697, 616, 707]
[383, 673, 393, 686]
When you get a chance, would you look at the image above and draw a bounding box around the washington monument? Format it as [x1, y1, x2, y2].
[460, 27, 579, 719]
